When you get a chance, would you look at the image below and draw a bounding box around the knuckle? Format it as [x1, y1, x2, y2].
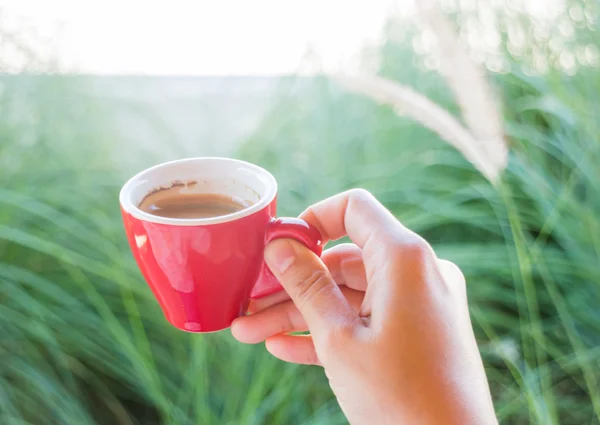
[294, 269, 334, 305]
[389, 233, 433, 263]
[437, 259, 467, 292]
[348, 188, 376, 205]
[381, 234, 438, 289]
[438, 259, 464, 280]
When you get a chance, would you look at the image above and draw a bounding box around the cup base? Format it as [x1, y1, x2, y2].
[178, 326, 231, 334]
[165, 316, 233, 334]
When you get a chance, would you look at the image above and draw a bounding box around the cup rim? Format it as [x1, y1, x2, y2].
[119, 157, 278, 226]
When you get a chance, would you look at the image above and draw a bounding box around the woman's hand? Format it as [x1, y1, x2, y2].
[232, 189, 497, 425]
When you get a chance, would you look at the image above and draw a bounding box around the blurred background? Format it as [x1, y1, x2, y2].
[1, 0, 599, 424]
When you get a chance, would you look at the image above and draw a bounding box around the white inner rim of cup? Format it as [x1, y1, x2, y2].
[119, 157, 278, 226]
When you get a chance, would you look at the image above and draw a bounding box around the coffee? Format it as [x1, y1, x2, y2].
[139, 186, 249, 219]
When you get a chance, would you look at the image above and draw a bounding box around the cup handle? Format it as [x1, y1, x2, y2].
[250, 217, 323, 299]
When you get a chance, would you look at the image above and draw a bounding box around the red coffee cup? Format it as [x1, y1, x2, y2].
[119, 157, 323, 333]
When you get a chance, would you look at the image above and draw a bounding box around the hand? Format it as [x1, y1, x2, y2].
[232, 189, 497, 425]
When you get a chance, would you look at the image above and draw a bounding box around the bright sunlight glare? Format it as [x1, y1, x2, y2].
[0, 0, 401, 75]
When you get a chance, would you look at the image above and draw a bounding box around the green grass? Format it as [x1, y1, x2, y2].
[1, 11, 600, 425]
[0, 77, 345, 425]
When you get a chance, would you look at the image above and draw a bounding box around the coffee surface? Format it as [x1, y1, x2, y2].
[139, 187, 249, 219]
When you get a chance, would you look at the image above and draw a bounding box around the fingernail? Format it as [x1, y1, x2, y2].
[265, 239, 296, 274]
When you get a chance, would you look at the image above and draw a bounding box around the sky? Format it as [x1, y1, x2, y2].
[0, 0, 402, 75]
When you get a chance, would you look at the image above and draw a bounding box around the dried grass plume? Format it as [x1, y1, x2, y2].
[337, 0, 508, 185]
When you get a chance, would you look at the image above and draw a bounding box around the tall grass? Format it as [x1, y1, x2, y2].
[1, 5, 599, 425]
[236, 29, 600, 425]
[0, 76, 345, 425]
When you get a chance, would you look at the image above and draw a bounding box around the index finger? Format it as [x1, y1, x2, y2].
[299, 189, 406, 249]
[300, 189, 438, 331]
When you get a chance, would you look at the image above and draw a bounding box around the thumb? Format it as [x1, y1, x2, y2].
[265, 239, 360, 341]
